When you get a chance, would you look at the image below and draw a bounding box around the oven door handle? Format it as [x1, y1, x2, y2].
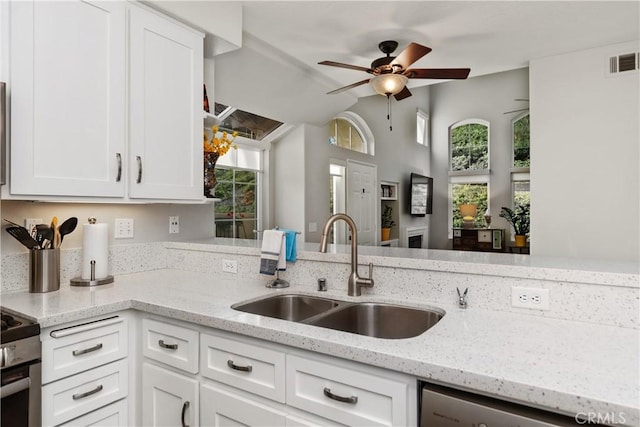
[0, 377, 30, 399]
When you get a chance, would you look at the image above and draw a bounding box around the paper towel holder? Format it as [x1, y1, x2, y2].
[70, 260, 114, 287]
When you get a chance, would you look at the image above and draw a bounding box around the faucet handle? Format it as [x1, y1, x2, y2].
[457, 287, 468, 309]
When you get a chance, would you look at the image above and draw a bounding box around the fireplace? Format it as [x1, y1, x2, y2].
[404, 226, 428, 249]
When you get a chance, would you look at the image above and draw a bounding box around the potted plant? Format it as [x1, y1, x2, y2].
[499, 204, 530, 247]
[381, 204, 395, 241]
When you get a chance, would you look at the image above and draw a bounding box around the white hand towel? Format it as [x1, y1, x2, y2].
[260, 230, 285, 275]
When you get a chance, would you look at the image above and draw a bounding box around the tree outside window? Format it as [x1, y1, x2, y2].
[451, 122, 489, 171]
[214, 168, 257, 239]
[513, 114, 530, 168]
[452, 183, 488, 228]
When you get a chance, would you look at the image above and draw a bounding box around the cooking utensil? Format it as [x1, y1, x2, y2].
[58, 217, 78, 244]
[50, 216, 61, 249]
[36, 224, 53, 248]
[5, 226, 40, 249]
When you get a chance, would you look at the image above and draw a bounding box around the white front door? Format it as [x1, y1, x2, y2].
[346, 160, 377, 246]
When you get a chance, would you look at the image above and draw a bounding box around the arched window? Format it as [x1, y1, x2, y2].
[328, 112, 375, 156]
[449, 119, 490, 230]
[512, 113, 530, 168]
[450, 119, 489, 171]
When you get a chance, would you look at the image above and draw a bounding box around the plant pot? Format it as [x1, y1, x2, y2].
[514, 235, 527, 247]
[381, 227, 391, 242]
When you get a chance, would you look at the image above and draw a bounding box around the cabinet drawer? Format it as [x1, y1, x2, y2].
[200, 333, 285, 403]
[286, 355, 409, 427]
[200, 382, 287, 426]
[42, 316, 127, 384]
[142, 318, 198, 373]
[58, 398, 128, 427]
[42, 359, 128, 427]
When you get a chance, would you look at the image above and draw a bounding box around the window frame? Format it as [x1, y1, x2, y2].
[329, 112, 375, 156]
[448, 119, 491, 237]
[449, 118, 491, 175]
[511, 112, 530, 172]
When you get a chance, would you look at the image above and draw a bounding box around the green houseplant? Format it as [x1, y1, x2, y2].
[381, 204, 395, 241]
[499, 204, 530, 247]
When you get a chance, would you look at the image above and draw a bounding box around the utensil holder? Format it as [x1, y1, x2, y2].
[30, 248, 60, 293]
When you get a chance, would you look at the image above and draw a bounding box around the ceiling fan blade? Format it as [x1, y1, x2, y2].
[394, 86, 412, 101]
[405, 68, 471, 79]
[503, 108, 530, 114]
[318, 60, 372, 73]
[390, 43, 432, 70]
[327, 78, 371, 95]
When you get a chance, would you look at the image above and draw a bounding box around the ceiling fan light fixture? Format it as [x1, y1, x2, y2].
[370, 74, 408, 96]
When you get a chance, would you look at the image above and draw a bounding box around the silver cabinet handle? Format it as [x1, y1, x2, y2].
[136, 156, 142, 183]
[72, 384, 103, 400]
[227, 360, 252, 372]
[115, 153, 122, 182]
[181, 401, 190, 427]
[158, 339, 178, 350]
[323, 387, 358, 404]
[72, 342, 103, 356]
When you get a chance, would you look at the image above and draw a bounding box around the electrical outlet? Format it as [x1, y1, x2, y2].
[222, 259, 237, 273]
[114, 218, 134, 239]
[169, 216, 180, 234]
[25, 218, 43, 235]
[512, 286, 550, 310]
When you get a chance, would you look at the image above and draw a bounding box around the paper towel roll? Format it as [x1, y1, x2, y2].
[81, 222, 109, 280]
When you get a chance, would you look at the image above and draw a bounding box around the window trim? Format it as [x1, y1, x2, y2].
[416, 109, 429, 147]
[333, 111, 375, 156]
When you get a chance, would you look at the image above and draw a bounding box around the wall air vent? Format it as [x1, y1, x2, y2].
[607, 52, 639, 77]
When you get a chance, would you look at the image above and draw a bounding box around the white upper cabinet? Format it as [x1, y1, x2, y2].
[128, 4, 203, 200]
[7, 1, 204, 202]
[10, 0, 126, 198]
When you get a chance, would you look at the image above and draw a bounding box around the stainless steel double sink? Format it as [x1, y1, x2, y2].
[231, 294, 444, 339]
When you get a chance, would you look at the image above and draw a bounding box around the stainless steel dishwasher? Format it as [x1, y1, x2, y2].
[420, 382, 606, 426]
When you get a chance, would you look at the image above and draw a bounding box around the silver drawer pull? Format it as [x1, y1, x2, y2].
[323, 387, 358, 404]
[227, 360, 252, 372]
[72, 343, 103, 356]
[158, 339, 178, 350]
[72, 384, 103, 400]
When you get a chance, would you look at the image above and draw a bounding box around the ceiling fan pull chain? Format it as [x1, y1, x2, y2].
[387, 94, 393, 131]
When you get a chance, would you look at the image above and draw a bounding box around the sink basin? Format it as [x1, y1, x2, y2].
[306, 302, 444, 339]
[231, 294, 340, 322]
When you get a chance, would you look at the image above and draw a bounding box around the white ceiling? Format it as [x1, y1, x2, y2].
[149, 1, 639, 123]
[166, 1, 640, 98]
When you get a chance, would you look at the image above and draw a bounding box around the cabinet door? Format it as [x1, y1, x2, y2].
[128, 5, 203, 200]
[10, 0, 126, 197]
[200, 382, 286, 427]
[142, 363, 198, 427]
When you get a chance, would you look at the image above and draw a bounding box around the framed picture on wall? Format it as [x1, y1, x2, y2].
[410, 173, 433, 216]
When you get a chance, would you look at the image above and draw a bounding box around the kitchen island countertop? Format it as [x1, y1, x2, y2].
[1, 268, 638, 425]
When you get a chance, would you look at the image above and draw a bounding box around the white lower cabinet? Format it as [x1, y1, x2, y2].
[200, 382, 287, 426]
[58, 399, 128, 427]
[41, 314, 129, 427]
[139, 316, 416, 427]
[142, 363, 199, 427]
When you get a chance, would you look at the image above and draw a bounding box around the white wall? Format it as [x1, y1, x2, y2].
[272, 125, 306, 238]
[530, 40, 639, 262]
[429, 68, 529, 249]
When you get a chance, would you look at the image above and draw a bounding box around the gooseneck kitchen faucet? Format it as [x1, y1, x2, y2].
[319, 213, 374, 296]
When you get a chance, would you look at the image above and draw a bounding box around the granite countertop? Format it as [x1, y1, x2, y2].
[1, 268, 638, 425]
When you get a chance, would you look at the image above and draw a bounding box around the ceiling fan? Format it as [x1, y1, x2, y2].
[503, 99, 530, 114]
[319, 40, 471, 101]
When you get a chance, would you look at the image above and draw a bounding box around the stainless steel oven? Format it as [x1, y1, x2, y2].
[1, 311, 41, 427]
